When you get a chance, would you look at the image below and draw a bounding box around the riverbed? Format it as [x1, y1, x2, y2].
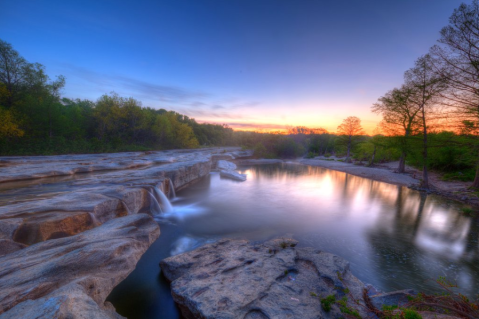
[108, 163, 479, 319]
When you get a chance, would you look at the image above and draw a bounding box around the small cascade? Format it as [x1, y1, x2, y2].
[148, 190, 163, 215]
[154, 186, 173, 213]
[120, 200, 133, 215]
[88, 212, 102, 227]
[167, 178, 176, 199]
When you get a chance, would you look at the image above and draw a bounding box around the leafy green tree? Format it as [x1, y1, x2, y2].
[0, 107, 23, 138]
[0, 39, 47, 108]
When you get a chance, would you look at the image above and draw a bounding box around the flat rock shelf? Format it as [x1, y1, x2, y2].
[0, 147, 252, 318]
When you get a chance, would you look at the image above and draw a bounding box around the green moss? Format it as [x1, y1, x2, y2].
[382, 305, 398, 311]
[337, 297, 361, 318]
[321, 295, 336, 312]
[403, 309, 422, 319]
[461, 206, 474, 216]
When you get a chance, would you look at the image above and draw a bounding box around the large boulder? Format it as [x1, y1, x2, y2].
[160, 238, 368, 319]
[0, 213, 160, 317]
[216, 160, 237, 171]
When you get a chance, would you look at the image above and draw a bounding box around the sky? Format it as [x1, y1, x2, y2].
[1, 0, 465, 133]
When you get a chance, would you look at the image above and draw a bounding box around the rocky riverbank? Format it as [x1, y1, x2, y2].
[160, 238, 461, 319]
[301, 157, 479, 207]
[0, 147, 252, 318]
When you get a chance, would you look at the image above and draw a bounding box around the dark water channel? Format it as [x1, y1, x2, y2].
[108, 163, 479, 319]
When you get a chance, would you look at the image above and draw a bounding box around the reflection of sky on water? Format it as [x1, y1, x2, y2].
[109, 163, 479, 319]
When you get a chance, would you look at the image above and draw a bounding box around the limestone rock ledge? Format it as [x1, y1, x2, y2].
[160, 238, 369, 319]
[0, 213, 160, 318]
[219, 170, 247, 181]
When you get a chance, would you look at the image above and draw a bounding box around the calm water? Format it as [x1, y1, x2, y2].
[108, 163, 479, 319]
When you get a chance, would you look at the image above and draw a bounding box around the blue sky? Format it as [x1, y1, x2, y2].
[1, 0, 464, 132]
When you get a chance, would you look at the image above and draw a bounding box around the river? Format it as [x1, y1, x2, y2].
[108, 163, 479, 318]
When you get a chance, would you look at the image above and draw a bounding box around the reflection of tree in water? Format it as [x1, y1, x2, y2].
[241, 164, 316, 179]
[464, 213, 479, 261]
[366, 187, 479, 296]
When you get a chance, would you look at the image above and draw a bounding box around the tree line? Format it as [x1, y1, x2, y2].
[0, 39, 234, 155]
[2, 0, 479, 190]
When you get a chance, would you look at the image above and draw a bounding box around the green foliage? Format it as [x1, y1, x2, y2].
[382, 305, 398, 311]
[370, 277, 479, 319]
[461, 206, 474, 216]
[306, 151, 316, 158]
[442, 170, 475, 182]
[353, 137, 400, 164]
[239, 133, 306, 159]
[337, 296, 361, 319]
[404, 132, 479, 180]
[402, 309, 422, 319]
[0, 40, 240, 155]
[381, 306, 422, 319]
[321, 295, 336, 312]
[0, 106, 24, 138]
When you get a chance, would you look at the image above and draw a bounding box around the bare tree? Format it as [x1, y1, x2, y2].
[430, 0, 479, 188]
[337, 116, 364, 163]
[372, 85, 421, 173]
[405, 55, 447, 189]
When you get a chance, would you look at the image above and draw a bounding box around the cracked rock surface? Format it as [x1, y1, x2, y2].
[160, 238, 368, 319]
[0, 213, 160, 318]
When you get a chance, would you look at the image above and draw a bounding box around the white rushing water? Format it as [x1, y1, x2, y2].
[148, 190, 163, 215]
[154, 186, 173, 213]
[167, 178, 176, 199]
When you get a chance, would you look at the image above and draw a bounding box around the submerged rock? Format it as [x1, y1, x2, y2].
[219, 170, 247, 181]
[160, 238, 368, 319]
[369, 289, 416, 310]
[216, 160, 237, 171]
[235, 159, 284, 166]
[0, 213, 160, 317]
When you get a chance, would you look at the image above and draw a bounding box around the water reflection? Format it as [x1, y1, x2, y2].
[109, 163, 479, 319]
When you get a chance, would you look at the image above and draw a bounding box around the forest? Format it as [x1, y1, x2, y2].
[0, 40, 235, 154]
[1, 1, 479, 188]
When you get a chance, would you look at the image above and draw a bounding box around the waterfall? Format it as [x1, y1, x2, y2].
[148, 190, 163, 215]
[168, 178, 176, 199]
[154, 186, 173, 213]
[88, 212, 101, 227]
[120, 200, 133, 215]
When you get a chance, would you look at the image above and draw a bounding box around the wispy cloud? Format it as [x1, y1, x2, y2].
[61, 64, 262, 124]
[61, 64, 206, 104]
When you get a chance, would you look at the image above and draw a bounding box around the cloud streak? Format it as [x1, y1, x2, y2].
[61, 64, 262, 125]
[61, 64, 206, 104]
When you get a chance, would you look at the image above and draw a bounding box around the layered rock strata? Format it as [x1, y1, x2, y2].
[0, 214, 160, 318]
[0, 148, 244, 256]
[0, 148, 247, 318]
